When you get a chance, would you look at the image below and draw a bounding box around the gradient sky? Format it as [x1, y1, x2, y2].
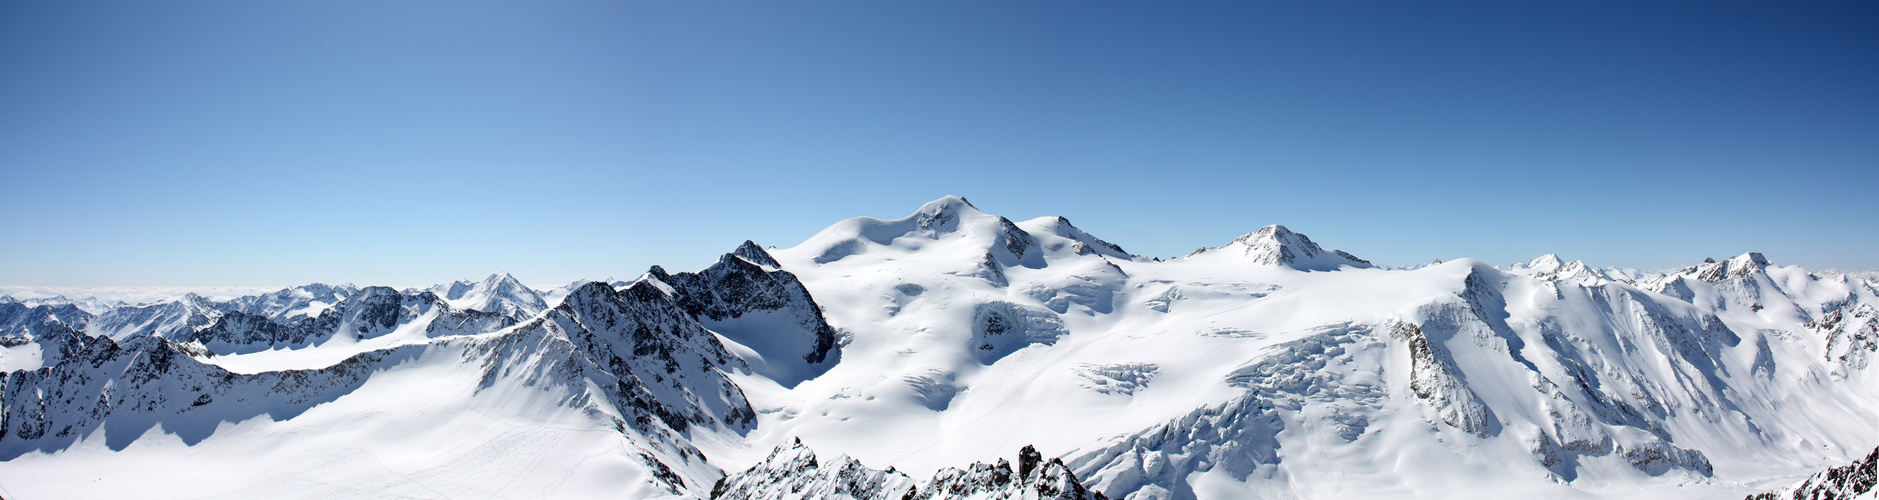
[2, 1, 1875, 288]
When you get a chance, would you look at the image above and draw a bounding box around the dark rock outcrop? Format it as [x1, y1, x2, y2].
[1747, 446, 1877, 500]
[650, 241, 841, 386]
[713, 442, 1107, 500]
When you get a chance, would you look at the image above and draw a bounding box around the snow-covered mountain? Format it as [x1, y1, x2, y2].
[2, 196, 1874, 499]
[418, 273, 551, 320]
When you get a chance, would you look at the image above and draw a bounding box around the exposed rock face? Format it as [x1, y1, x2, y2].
[650, 241, 841, 386]
[0, 334, 400, 457]
[1815, 303, 1879, 375]
[219, 283, 357, 323]
[171, 287, 517, 354]
[710, 438, 916, 500]
[915, 445, 1106, 500]
[714, 442, 1107, 500]
[0, 279, 752, 496]
[6, 197, 1877, 499]
[1033, 216, 1131, 260]
[86, 294, 222, 340]
[1392, 318, 1495, 436]
[1747, 446, 1878, 500]
[0, 303, 94, 340]
[424, 273, 550, 319]
[1642, 252, 1789, 316]
[1190, 224, 1373, 271]
[522, 281, 756, 434]
[970, 302, 1066, 364]
[0, 304, 98, 371]
[1068, 262, 1747, 496]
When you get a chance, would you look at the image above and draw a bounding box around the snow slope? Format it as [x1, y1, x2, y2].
[3, 195, 1874, 499]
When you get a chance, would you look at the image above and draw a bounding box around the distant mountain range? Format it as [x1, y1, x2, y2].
[2, 196, 1873, 499]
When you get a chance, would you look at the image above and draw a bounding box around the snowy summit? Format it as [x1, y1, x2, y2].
[1, 196, 1875, 500]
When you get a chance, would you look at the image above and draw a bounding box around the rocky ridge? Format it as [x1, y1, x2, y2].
[714, 440, 1108, 500]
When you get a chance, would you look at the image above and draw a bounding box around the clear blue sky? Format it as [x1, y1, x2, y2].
[2, 1, 1875, 287]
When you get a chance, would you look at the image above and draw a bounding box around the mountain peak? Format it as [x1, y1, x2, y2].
[480, 272, 528, 290]
[733, 240, 782, 269]
[917, 195, 977, 214]
[912, 196, 984, 234]
[1200, 224, 1373, 271]
[426, 272, 550, 318]
[1527, 254, 1565, 273]
[1730, 252, 1770, 270]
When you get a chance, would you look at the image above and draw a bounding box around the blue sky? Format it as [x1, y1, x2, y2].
[2, 1, 1874, 287]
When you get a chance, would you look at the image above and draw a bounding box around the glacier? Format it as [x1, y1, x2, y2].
[1, 195, 1874, 499]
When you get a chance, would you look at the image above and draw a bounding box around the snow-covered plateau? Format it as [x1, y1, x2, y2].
[2, 196, 1874, 499]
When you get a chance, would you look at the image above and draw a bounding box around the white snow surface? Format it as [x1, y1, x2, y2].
[1, 336, 676, 499]
[4, 195, 1875, 499]
[417, 272, 551, 320]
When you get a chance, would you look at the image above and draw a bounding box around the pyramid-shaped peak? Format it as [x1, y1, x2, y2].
[1685, 252, 1773, 283]
[733, 240, 782, 269]
[764, 437, 819, 466]
[1528, 254, 1565, 273]
[479, 272, 530, 289]
[1724, 252, 1771, 278]
[434, 272, 549, 317]
[1730, 252, 1770, 269]
[1207, 224, 1373, 271]
[1227, 224, 1310, 248]
[1022, 214, 1131, 259]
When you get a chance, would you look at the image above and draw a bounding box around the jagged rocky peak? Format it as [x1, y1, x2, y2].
[714, 441, 1108, 500]
[1, 302, 93, 336]
[1194, 224, 1373, 271]
[452, 272, 548, 318]
[732, 240, 781, 269]
[531, 277, 756, 435]
[711, 438, 916, 500]
[1683, 251, 1773, 283]
[1729, 251, 1771, 273]
[649, 240, 842, 387]
[1746, 445, 1877, 500]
